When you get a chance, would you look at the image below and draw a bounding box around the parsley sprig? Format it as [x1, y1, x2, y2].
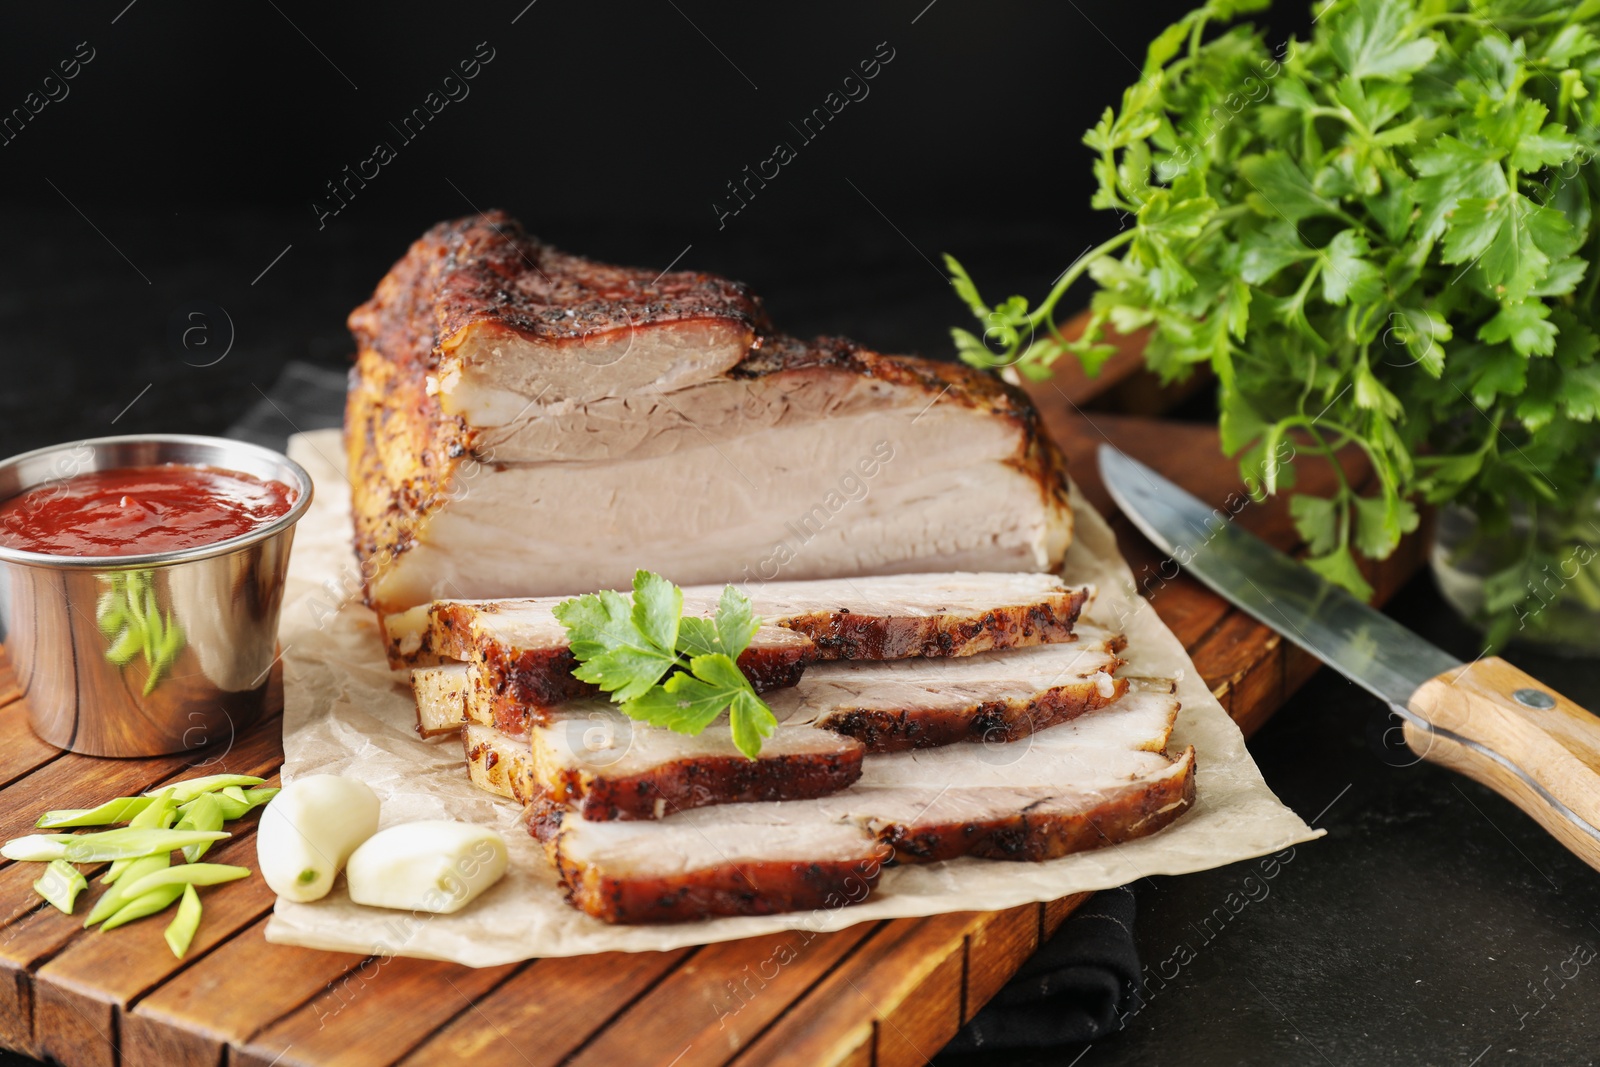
[553, 571, 779, 758]
[948, 0, 1600, 645]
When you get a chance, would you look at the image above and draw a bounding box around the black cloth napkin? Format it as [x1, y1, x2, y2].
[243, 362, 1146, 1058]
[945, 886, 1141, 1055]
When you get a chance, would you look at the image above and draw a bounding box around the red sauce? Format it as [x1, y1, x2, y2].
[0, 464, 296, 557]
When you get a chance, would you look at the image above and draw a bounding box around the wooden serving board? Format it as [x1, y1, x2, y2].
[0, 326, 1427, 1067]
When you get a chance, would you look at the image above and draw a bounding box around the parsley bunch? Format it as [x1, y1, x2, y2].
[553, 571, 778, 758]
[949, 0, 1600, 644]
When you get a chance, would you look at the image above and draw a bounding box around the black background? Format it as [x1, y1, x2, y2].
[0, 0, 1311, 459]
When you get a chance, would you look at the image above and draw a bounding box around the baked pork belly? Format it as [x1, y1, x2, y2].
[413, 662, 473, 738]
[528, 706, 866, 821]
[776, 630, 1128, 751]
[418, 630, 1126, 810]
[437, 613, 814, 727]
[414, 604, 1107, 746]
[547, 803, 891, 925]
[347, 213, 1074, 621]
[463, 722, 536, 806]
[400, 569, 1087, 679]
[541, 685, 1196, 922]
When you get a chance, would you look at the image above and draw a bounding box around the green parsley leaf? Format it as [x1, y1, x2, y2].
[558, 573, 779, 758]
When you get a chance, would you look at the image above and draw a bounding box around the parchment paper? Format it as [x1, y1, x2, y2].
[264, 429, 1320, 963]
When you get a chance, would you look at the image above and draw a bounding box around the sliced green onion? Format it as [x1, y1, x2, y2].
[37, 796, 156, 829]
[244, 787, 279, 808]
[60, 828, 229, 863]
[104, 790, 178, 883]
[174, 793, 225, 863]
[99, 884, 185, 931]
[155, 775, 266, 805]
[85, 853, 170, 926]
[116, 863, 250, 900]
[1, 834, 78, 862]
[33, 860, 87, 914]
[163, 885, 202, 959]
[105, 625, 143, 666]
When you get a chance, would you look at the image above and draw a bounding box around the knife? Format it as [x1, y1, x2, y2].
[1098, 444, 1600, 872]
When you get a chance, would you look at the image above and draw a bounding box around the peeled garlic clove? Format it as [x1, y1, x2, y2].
[255, 774, 380, 903]
[345, 821, 508, 914]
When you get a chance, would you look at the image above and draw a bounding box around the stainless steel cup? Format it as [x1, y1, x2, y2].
[0, 435, 313, 757]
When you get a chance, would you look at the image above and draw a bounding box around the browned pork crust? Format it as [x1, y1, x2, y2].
[878, 748, 1198, 864]
[780, 586, 1089, 661]
[549, 841, 890, 925]
[823, 673, 1131, 752]
[537, 743, 867, 822]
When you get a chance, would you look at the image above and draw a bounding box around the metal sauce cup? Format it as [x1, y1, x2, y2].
[0, 435, 313, 757]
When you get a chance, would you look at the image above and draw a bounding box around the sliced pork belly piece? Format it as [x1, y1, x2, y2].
[412, 663, 471, 738]
[776, 630, 1127, 751]
[539, 686, 1195, 922]
[527, 705, 865, 821]
[405, 571, 1087, 674]
[435, 610, 814, 727]
[859, 751, 1195, 864]
[346, 213, 1074, 620]
[736, 572, 1088, 661]
[463, 723, 536, 806]
[545, 803, 889, 924]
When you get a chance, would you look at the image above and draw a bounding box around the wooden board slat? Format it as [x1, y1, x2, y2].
[562, 923, 883, 1067]
[395, 950, 692, 1067]
[0, 330, 1430, 1066]
[232, 957, 523, 1067]
[121, 917, 372, 1067]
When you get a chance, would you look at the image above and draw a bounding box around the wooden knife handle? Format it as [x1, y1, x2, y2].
[1403, 656, 1600, 873]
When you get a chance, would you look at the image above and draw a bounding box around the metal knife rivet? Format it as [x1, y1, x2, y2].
[1513, 688, 1556, 710]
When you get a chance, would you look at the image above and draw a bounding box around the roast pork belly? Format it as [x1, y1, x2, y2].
[348, 211, 761, 418]
[399, 570, 1088, 674]
[412, 662, 473, 738]
[463, 722, 536, 806]
[540, 686, 1194, 923]
[546, 804, 891, 924]
[419, 622, 1124, 751]
[346, 213, 1074, 620]
[528, 707, 866, 821]
[777, 630, 1128, 751]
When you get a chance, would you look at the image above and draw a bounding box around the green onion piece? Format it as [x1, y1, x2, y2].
[37, 796, 156, 829]
[243, 787, 279, 809]
[155, 775, 267, 805]
[1, 834, 78, 862]
[116, 863, 250, 901]
[84, 853, 170, 926]
[105, 625, 143, 666]
[33, 860, 87, 914]
[95, 591, 125, 638]
[163, 885, 202, 959]
[174, 793, 225, 863]
[104, 790, 178, 883]
[60, 828, 229, 863]
[99, 884, 185, 931]
[128, 788, 177, 830]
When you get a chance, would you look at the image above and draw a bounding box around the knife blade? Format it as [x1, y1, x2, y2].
[1099, 444, 1600, 866]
